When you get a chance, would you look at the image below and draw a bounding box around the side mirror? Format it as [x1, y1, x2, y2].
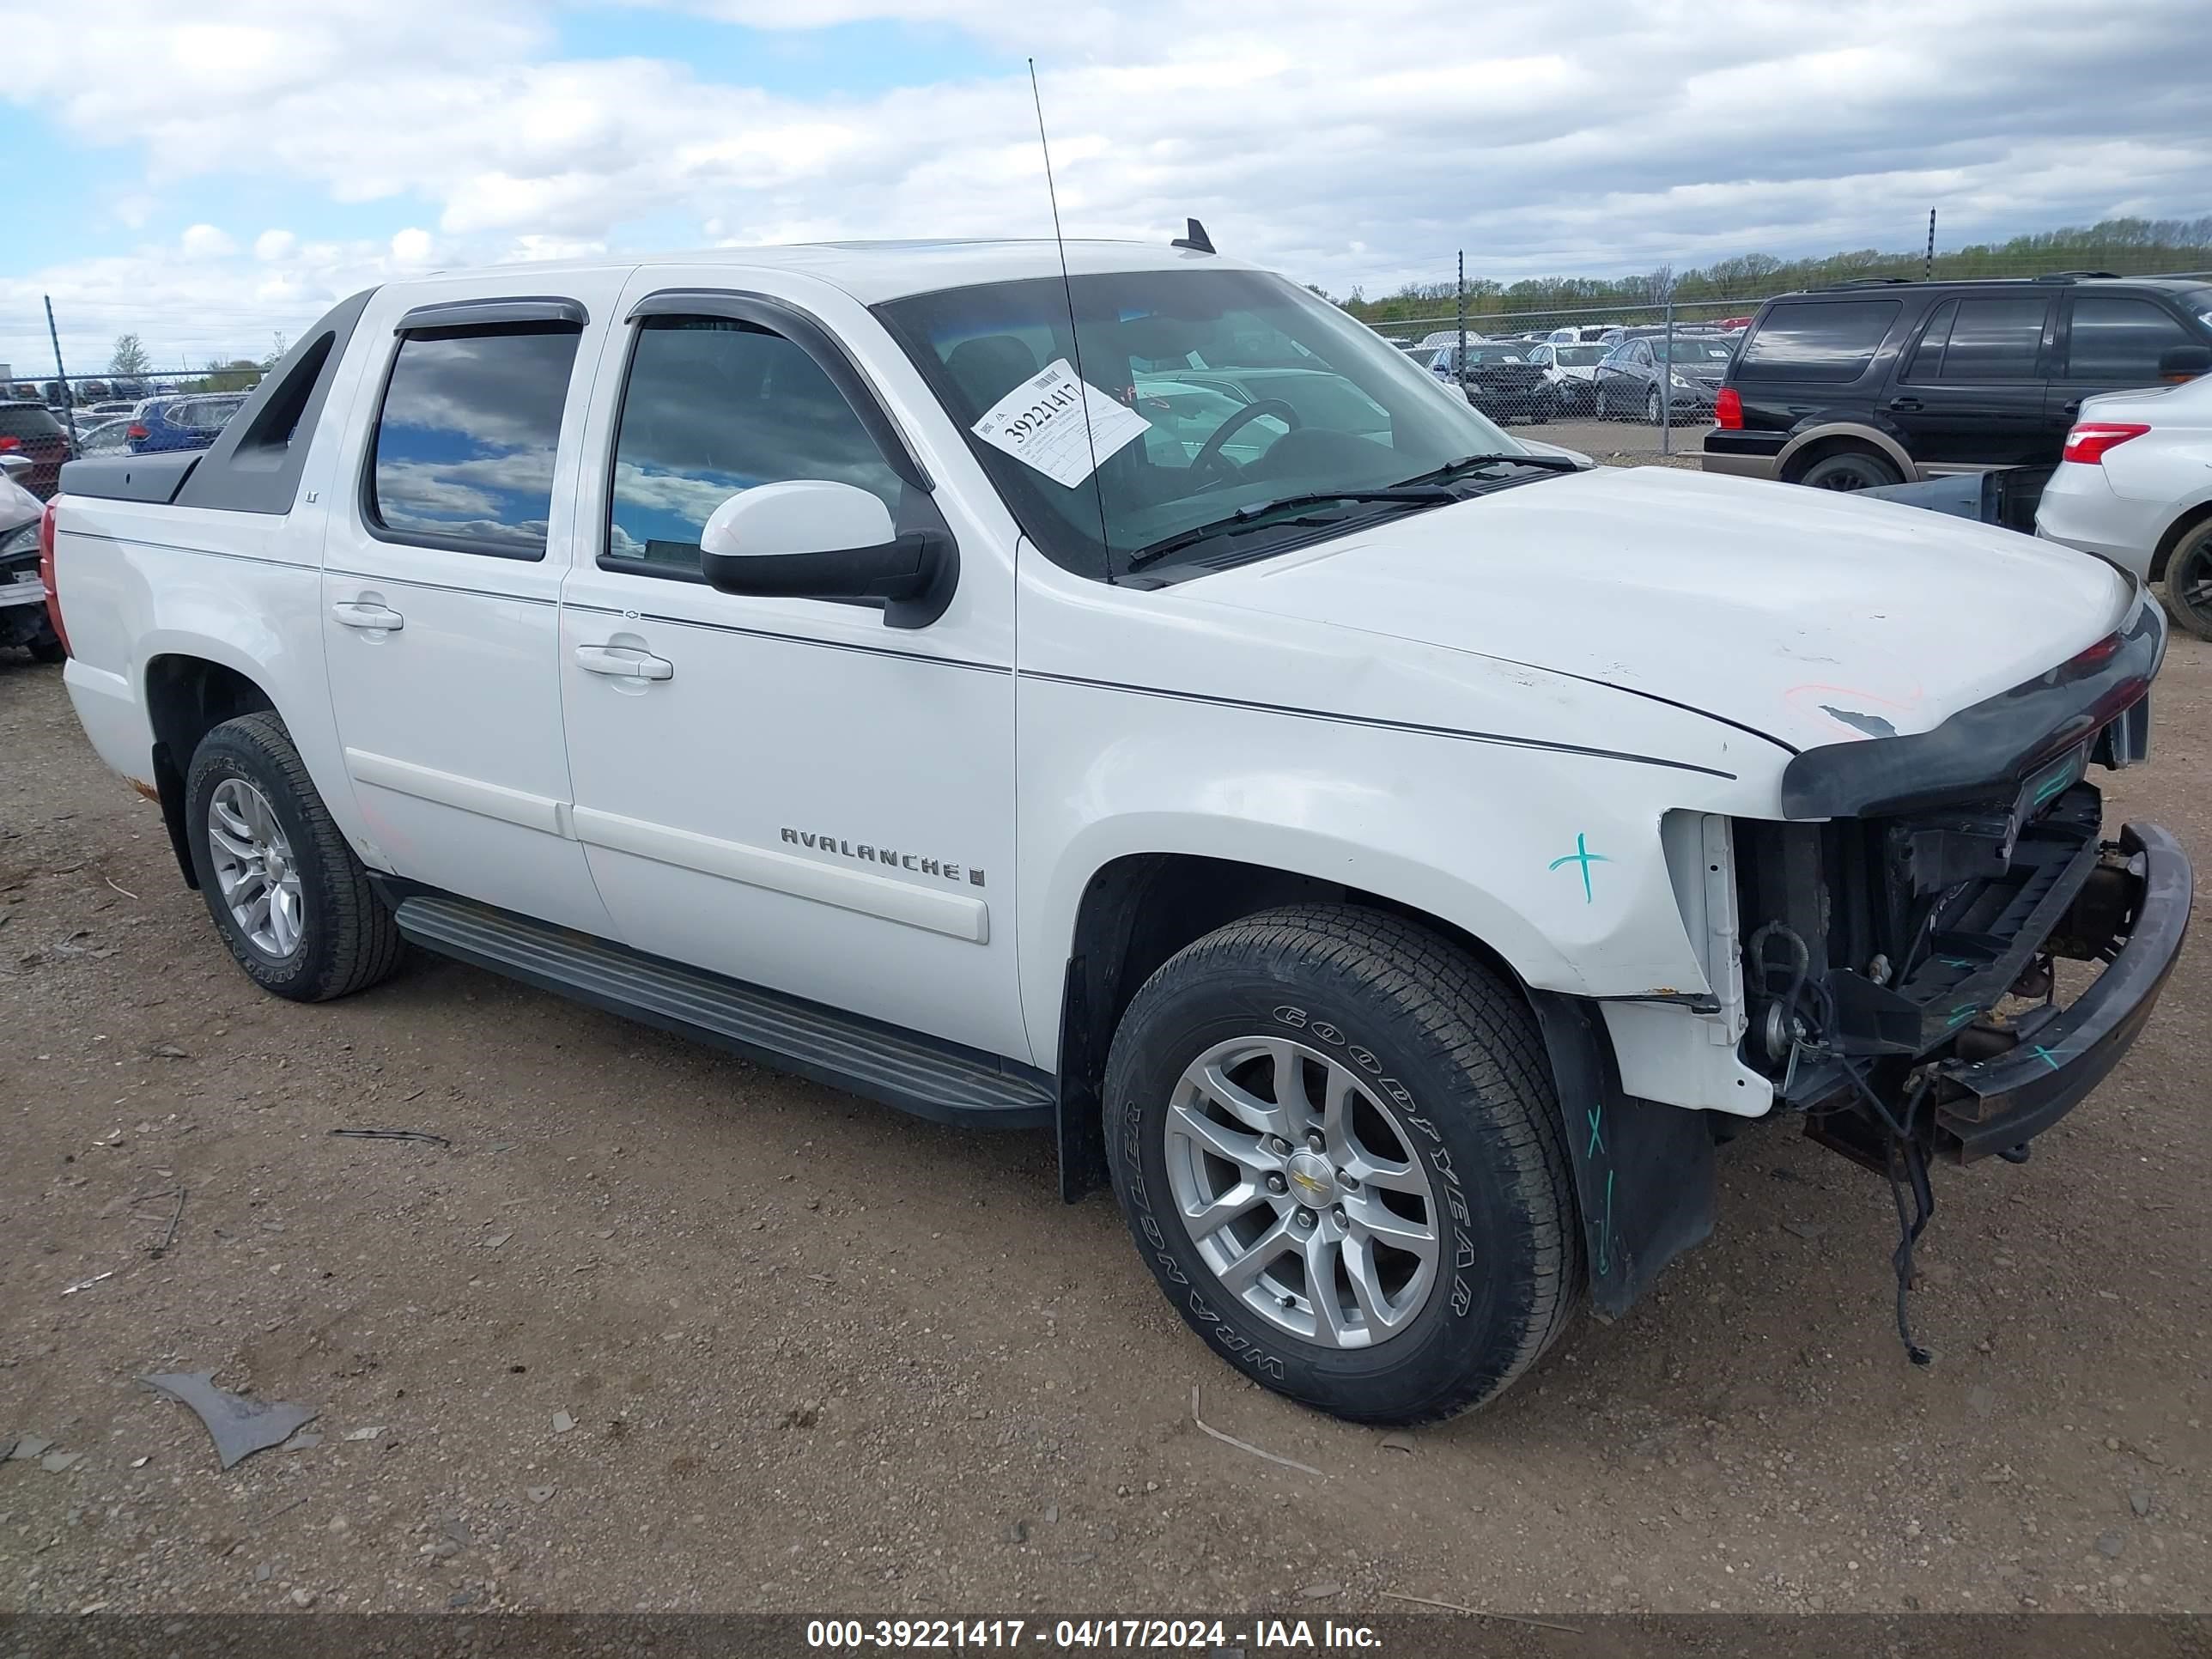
[2159, 344, 2211, 380]
[698, 480, 956, 630]
[0, 454, 32, 481]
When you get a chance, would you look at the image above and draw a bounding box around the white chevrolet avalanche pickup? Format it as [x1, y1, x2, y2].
[42, 237, 2191, 1423]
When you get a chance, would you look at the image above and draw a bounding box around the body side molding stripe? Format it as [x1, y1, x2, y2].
[343, 749, 567, 835]
[569, 805, 989, 944]
[1018, 671, 1738, 779]
[561, 601, 1006, 674]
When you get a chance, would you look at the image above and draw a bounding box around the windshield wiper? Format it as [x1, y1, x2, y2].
[1125, 487, 1454, 572]
[1394, 452, 1585, 488]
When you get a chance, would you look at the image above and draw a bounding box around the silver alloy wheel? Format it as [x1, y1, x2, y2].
[207, 777, 305, 959]
[1164, 1036, 1441, 1348]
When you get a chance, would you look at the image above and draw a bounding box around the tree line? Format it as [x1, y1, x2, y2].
[1333, 216, 2212, 331]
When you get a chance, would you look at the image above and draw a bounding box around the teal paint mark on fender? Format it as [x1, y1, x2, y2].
[1548, 833, 1611, 904]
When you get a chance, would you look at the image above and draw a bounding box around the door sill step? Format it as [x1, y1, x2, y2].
[392, 894, 1054, 1128]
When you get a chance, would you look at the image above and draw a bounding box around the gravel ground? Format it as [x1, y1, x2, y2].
[1, 624, 2207, 1620]
[1517, 414, 1708, 468]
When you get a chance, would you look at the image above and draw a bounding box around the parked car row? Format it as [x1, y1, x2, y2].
[0, 390, 251, 496]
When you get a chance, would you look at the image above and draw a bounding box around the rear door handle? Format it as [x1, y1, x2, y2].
[574, 643, 673, 682]
[331, 601, 404, 631]
[1887, 397, 1923, 412]
[2062, 398, 2083, 416]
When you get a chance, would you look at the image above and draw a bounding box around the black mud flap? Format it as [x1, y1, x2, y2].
[1529, 992, 1717, 1316]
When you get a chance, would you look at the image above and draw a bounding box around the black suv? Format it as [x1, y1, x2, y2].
[1704, 274, 2212, 490]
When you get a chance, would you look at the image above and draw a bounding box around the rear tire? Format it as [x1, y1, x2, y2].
[2160, 521, 2212, 641]
[1104, 904, 1582, 1425]
[185, 711, 404, 1002]
[1794, 448, 1903, 492]
[29, 636, 65, 664]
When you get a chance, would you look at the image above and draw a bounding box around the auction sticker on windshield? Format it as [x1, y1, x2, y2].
[970, 358, 1150, 489]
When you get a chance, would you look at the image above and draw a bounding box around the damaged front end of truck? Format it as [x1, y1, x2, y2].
[1729, 594, 2191, 1357]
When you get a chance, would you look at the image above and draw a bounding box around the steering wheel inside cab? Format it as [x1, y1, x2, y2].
[1190, 398, 1301, 482]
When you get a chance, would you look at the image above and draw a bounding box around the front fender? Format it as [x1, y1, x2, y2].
[1015, 680, 1744, 1072]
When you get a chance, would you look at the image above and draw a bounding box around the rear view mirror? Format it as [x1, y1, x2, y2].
[698, 480, 956, 630]
[0, 454, 32, 481]
[2159, 344, 2212, 380]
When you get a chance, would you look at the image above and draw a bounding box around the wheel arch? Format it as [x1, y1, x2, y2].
[1050, 854, 1717, 1320]
[142, 651, 279, 888]
[2149, 496, 2212, 584]
[1775, 419, 1915, 484]
[1048, 847, 1561, 1204]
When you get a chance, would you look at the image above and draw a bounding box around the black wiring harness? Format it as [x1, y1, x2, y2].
[1748, 921, 1940, 1367]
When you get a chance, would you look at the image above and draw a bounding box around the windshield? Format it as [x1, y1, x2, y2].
[875, 267, 1525, 580]
[1553, 345, 1607, 367]
[1662, 338, 1737, 366]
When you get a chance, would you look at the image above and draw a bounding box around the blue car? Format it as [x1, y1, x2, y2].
[126, 392, 249, 455]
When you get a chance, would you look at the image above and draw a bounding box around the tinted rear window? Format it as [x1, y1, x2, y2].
[2066, 295, 2202, 382]
[369, 325, 580, 558]
[0, 405, 64, 441]
[1737, 301, 1901, 383]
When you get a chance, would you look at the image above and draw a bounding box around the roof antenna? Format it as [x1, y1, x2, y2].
[1171, 218, 1215, 254]
[1028, 57, 1115, 580]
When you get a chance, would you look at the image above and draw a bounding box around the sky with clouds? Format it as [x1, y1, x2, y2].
[3, 0, 2209, 375]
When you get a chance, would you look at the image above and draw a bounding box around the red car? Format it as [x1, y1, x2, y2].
[0, 402, 71, 500]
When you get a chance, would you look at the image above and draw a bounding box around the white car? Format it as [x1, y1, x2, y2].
[46, 236, 2190, 1424]
[2037, 372, 2212, 639]
[1528, 341, 1607, 416]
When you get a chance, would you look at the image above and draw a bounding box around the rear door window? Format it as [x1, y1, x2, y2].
[1737, 301, 1901, 383]
[368, 324, 581, 559]
[1905, 295, 2050, 382]
[2065, 295, 2199, 382]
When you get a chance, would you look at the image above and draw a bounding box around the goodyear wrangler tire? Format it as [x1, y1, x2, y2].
[1105, 905, 1582, 1425]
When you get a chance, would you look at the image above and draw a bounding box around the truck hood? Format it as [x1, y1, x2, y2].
[1188, 464, 2135, 752]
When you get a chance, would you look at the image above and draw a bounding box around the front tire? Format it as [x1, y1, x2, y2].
[185, 711, 404, 1002]
[2160, 521, 2212, 641]
[1105, 905, 1581, 1425]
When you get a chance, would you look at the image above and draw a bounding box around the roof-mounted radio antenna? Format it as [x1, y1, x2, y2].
[1027, 57, 1115, 578]
[1171, 218, 1215, 254]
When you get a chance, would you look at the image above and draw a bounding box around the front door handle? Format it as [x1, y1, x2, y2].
[2063, 398, 2083, 417]
[574, 643, 673, 682]
[331, 600, 404, 631]
[1887, 396, 1923, 412]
